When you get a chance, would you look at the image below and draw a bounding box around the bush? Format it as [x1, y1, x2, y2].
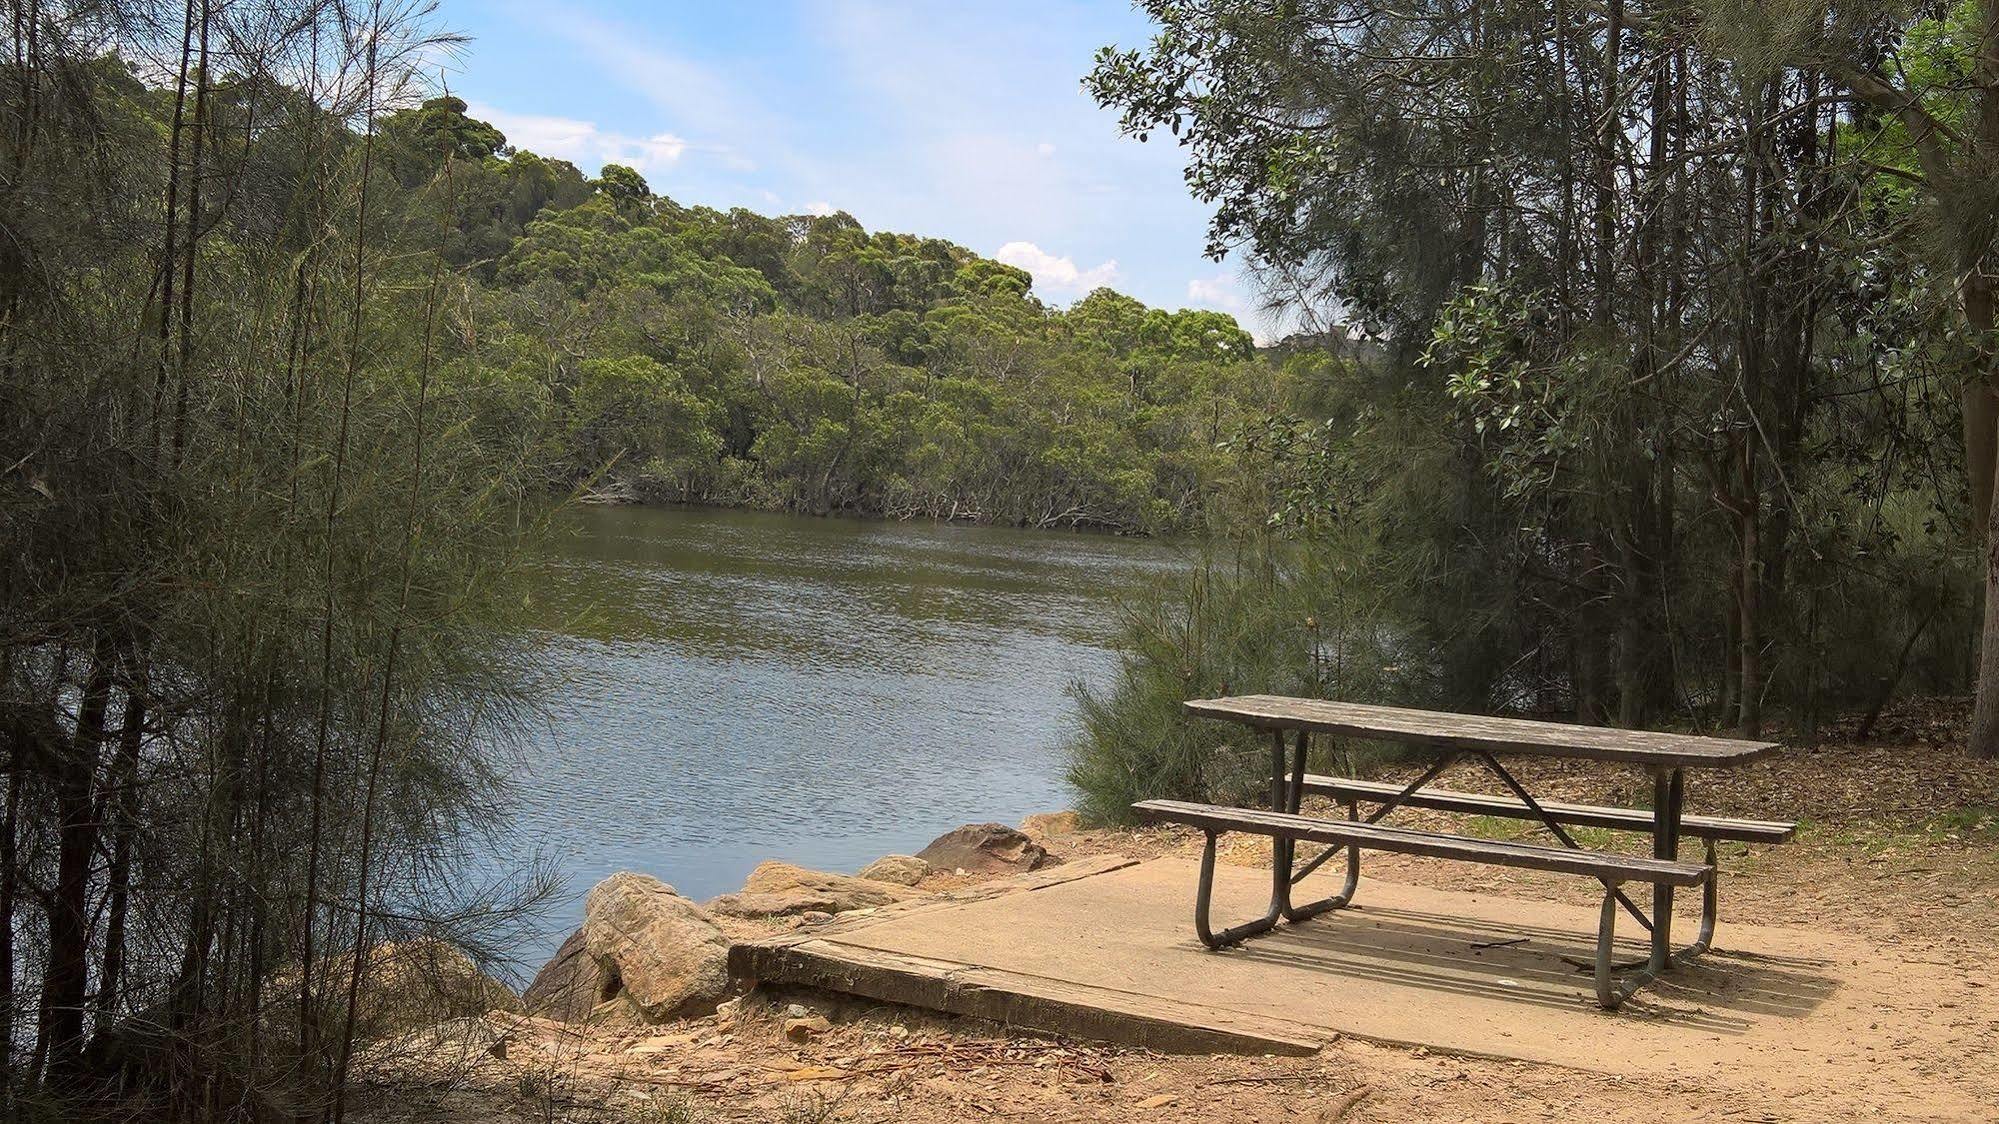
[1066, 535, 1421, 824]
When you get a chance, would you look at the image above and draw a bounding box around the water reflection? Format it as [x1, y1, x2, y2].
[497, 506, 1183, 957]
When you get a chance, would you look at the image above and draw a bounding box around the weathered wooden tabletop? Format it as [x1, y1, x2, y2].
[1184, 694, 1780, 769]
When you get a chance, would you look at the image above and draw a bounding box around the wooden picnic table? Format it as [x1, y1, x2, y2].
[1139, 695, 1789, 1009]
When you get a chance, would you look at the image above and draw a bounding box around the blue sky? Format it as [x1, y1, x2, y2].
[440, 1, 1274, 338]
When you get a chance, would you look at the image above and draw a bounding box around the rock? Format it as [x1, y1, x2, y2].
[915, 823, 1055, 874]
[801, 910, 833, 924]
[581, 872, 732, 1023]
[1018, 810, 1083, 839]
[522, 928, 604, 1023]
[357, 1015, 511, 1082]
[857, 854, 932, 886]
[783, 1015, 831, 1042]
[705, 861, 924, 918]
[335, 938, 520, 1040]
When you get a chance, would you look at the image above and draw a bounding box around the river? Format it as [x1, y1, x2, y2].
[495, 505, 1184, 957]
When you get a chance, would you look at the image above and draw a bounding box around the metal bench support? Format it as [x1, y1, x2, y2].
[1191, 730, 1360, 949]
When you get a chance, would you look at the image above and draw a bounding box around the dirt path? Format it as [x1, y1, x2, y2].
[355, 700, 1999, 1123]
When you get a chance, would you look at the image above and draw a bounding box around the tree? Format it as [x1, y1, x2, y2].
[597, 161, 653, 207]
[1766, 2, 1999, 752]
[1081, 0, 1977, 745]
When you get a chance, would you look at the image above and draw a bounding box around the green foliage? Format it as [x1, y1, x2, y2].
[2, 7, 557, 1111]
[402, 127, 1277, 531]
[1065, 0, 1997, 819]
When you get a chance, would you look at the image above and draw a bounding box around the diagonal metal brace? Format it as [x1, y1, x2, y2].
[1471, 749, 1654, 934]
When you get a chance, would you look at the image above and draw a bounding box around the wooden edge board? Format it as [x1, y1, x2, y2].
[730, 937, 1327, 1057]
[1301, 775, 1798, 842]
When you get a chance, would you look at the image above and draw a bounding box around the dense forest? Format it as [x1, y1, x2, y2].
[1069, 0, 1999, 817]
[380, 99, 1286, 534]
[3, 0, 1998, 1119]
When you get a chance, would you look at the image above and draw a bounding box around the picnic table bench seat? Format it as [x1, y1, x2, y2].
[1134, 799, 1712, 885]
[1298, 775, 1796, 844]
[1133, 797, 1713, 1009]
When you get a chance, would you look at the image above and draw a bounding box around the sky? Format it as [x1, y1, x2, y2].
[438, 0, 1279, 339]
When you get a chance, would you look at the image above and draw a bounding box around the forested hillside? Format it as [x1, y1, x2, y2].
[380, 97, 1288, 532]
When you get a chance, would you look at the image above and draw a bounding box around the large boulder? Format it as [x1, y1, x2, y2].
[581, 872, 731, 1023]
[521, 928, 602, 1023]
[916, 823, 1055, 874]
[857, 854, 931, 886]
[705, 861, 925, 919]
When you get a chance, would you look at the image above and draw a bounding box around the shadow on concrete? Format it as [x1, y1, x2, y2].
[1219, 902, 1837, 1034]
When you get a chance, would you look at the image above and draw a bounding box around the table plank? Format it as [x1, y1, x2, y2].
[1184, 695, 1779, 768]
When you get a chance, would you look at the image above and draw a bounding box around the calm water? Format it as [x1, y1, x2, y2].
[496, 505, 1182, 955]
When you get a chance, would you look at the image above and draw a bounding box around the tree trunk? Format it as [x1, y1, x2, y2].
[1960, 0, 1999, 756]
[1738, 435, 1762, 738]
[37, 640, 113, 1080]
[1968, 279, 1999, 757]
[93, 688, 145, 1030]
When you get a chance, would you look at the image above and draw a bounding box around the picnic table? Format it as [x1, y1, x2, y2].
[1134, 695, 1793, 1009]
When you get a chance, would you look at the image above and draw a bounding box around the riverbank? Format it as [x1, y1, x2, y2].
[351, 698, 1999, 1123]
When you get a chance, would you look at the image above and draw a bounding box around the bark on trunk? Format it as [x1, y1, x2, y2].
[1738, 435, 1762, 738]
[1960, 0, 1999, 757]
[37, 641, 113, 1080]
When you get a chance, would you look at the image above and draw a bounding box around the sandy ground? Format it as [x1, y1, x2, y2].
[352, 699, 1999, 1124]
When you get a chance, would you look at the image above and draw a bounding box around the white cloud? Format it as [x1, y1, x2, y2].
[1187, 274, 1249, 315]
[525, 11, 768, 174]
[1036, 142, 1056, 157]
[470, 103, 688, 180]
[804, 200, 837, 217]
[1187, 272, 1276, 345]
[995, 241, 1120, 300]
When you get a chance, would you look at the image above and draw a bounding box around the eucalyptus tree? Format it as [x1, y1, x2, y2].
[1742, 1, 1999, 753]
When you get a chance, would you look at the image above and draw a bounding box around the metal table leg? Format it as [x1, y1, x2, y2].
[1651, 767, 1684, 971]
[1190, 727, 1359, 948]
[1282, 729, 1359, 922]
[1188, 730, 1291, 949]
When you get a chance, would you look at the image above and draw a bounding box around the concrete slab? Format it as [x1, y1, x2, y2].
[736, 855, 1992, 1105]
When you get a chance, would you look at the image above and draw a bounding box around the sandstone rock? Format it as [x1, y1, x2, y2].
[581, 872, 731, 1023]
[356, 1015, 511, 1083]
[705, 861, 924, 918]
[916, 823, 1055, 874]
[522, 928, 605, 1023]
[332, 938, 520, 1040]
[1018, 810, 1083, 839]
[857, 854, 931, 885]
[783, 1014, 831, 1042]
